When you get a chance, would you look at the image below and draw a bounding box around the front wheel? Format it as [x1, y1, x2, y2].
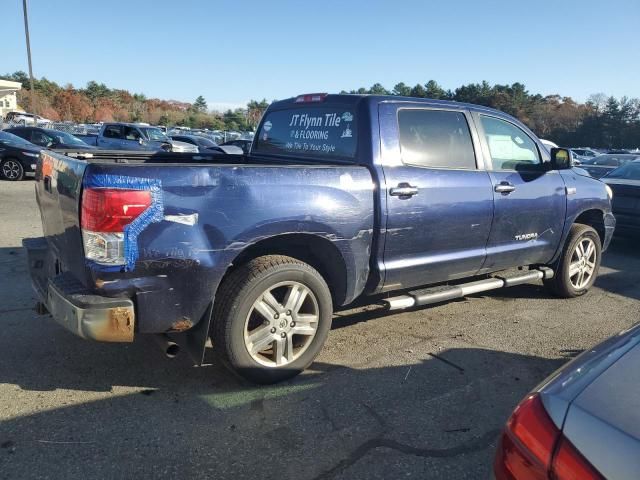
[1, 158, 25, 181]
[545, 224, 602, 298]
[212, 255, 333, 384]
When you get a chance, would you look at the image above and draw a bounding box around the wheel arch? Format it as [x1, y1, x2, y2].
[220, 233, 350, 307]
[574, 208, 606, 245]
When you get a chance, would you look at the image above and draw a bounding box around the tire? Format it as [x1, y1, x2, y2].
[1, 158, 25, 181]
[545, 224, 602, 298]
[212, 255, 333, 384]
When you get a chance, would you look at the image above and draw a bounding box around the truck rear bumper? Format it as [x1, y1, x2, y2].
[23, 237, 135, 342]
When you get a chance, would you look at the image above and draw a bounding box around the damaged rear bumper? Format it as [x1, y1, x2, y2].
[23, 237, 135, 342]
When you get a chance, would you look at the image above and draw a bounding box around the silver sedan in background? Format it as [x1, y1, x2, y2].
[494, 322, 640, 479]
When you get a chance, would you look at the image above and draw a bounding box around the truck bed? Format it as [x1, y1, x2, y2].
[34, 148, 375, 336]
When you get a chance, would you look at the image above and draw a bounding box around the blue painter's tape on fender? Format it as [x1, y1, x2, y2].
[83, 174, 164, 271]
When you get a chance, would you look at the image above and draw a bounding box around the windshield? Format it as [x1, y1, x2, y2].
[141, 127, 169, 142]
[51, 130, 88, 146]
[606, 162, 640, 180]
[194, 136, 217, 147]
[0, 131, 35, 147]
[253, 106, 357, 159]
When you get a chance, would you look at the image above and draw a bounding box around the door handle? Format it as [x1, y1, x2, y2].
[390, 183, 419, 197]
[494, 182, 516, 194]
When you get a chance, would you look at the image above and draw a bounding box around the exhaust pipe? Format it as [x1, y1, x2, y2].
[153, 334, 180, 358]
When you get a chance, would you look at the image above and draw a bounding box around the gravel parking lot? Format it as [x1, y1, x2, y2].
[0, 180, 638, 479]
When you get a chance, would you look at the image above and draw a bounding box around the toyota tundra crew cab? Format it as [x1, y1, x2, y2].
[23, 94, 615, 383]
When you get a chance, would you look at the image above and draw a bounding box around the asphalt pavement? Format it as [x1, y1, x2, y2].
[1, 180, 638, 479]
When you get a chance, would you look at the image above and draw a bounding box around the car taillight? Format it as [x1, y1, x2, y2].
[294, 93, 328, 103]
[81, 188, 152, 265]
[551, 437, 603, 480]
[494, 394, 603, 480]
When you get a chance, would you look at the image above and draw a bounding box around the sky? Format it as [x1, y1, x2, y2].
[5, 0, 639, 110]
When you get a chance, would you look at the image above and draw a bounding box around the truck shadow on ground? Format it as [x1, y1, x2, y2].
[332, 236, 640, 330]
[0, 344, 566, 480]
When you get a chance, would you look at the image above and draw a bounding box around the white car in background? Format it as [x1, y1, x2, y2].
[170, 139, 199, 153]
[4, 111, 51, 126]
[540, 139, 559, 152]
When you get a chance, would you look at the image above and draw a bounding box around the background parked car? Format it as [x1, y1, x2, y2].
[0, 131, 42, 181]
[76, 122, 198, 152]
[4, 111, 51, 125]
[494, 321, 640, 480]
[608, 149, 631, 154]
[578, 153, 640, 178]
[5, 127, 95, 150]
[221, 139, 251, 154]
[539, 139, 558, 152]
[169, 140, 199, 153]
[603, 159, 640, 236]
[170, 134, 220, 153]
[571, 147, 600, 159]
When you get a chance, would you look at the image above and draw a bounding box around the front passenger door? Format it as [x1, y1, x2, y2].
[30, 130, 55, 148]
[122, 126, 146, 150]
[475, 114, 566, 272]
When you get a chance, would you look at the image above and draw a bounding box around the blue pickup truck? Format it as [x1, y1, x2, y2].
[23, 94, 615, 383]
[77, 122, 197, 152]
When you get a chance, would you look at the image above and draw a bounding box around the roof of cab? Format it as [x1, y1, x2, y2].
[270, 93, 516, 121]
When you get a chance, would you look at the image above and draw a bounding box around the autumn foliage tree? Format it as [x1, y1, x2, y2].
[3, 70, 639, 147]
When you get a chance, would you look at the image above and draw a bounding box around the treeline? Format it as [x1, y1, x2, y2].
[4, 71, 640, 147]
[341, 81, 640, 148]
[1, 71, 268, 131]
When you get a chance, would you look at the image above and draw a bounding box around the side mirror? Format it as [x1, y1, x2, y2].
[550, 148, 573, 170]
[138, 137, 144, 145]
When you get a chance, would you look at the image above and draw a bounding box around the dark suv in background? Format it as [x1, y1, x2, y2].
[0, 131, 42, 180]
[5, 127, 95, 151]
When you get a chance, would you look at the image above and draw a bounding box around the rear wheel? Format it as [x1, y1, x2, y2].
[1, 158, 24, 181]
[545, 224, 601, 298]
[212, 255, 333, 384]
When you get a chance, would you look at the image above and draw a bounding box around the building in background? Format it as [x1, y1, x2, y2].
[0, 79, 22, 118]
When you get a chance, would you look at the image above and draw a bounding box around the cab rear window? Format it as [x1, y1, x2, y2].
[254, 107, 357, 159]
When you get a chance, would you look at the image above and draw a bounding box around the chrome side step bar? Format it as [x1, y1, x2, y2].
[383, 267, 554, 311]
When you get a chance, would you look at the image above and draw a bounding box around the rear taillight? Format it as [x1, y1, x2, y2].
[81, 188, 152, 265]
[494, 394, 603, 480]
[551, 437, 603, 480]
[294, 93, 328, 103]
[495, 395, 559, 480]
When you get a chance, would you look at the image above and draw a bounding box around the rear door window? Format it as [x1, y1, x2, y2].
[103, 125, 123, 139]
[254, 107, 357, 159]
[398, 109, 476, 169]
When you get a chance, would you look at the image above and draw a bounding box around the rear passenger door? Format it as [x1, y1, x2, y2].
[379, 105, 494, 291]
[474, 114, 566, 272]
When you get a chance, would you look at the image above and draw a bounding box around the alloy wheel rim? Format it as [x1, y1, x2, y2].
[569, 238, 597, 289]
[244, 281, 319, 367]
[2, 160, 21, 180]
